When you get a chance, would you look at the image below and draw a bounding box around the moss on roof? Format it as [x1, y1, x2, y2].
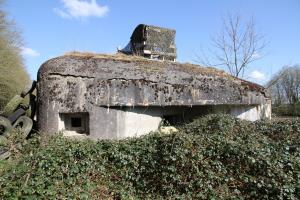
[38, 51, 268, 100]
[63, 51, 230, 78]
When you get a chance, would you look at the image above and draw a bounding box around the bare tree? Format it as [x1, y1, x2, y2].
[197, 14, 267, 78]
[266, 65, 300, 105]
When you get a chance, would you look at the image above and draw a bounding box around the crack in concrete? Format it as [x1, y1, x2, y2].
[49, 73, 95, 79]
[49, 72, 187, 87]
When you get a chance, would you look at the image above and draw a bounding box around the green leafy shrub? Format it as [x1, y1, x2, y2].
[272, 102, 300, 117]
[0, 114, 299, 199]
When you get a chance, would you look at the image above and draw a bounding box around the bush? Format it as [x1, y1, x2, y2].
[272, 102, 300, 117]
[0, 114, 299, 199]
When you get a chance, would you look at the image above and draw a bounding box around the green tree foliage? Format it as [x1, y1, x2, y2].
[0, 114, 299, 199]
[0, 0, 29, 110]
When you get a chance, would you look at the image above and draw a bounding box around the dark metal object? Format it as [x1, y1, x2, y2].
[120, 24, 177, 61]
[12, 116, 33, 138]
[7, 108, 26, 124]
[21, 80, 37, 98]
[0, 81, 37, 160]
[29, 94, 37, 119]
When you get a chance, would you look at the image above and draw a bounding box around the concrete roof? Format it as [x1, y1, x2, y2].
[38, 52, 269, 106]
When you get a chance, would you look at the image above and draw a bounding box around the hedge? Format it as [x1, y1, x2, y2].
[0, 114, 299, 199]
[272, 103, 300, 117]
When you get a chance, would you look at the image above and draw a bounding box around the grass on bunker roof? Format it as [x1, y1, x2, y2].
[63, 51, 232, 78]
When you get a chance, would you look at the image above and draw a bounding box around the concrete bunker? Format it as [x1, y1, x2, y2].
[37, 24, 271, 139]
[37, 52, 271, 139]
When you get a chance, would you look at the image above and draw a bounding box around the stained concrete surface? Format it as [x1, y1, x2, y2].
[37, 53, 271, 139]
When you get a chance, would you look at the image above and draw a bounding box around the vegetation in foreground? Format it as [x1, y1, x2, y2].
[0, 114, 299, 199]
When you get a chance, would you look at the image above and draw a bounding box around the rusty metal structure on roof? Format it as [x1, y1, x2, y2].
[120, 24, 177, 61]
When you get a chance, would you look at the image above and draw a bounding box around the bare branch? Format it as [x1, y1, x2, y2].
[267, 65, 300, 104]
[196, 13, 266, 78]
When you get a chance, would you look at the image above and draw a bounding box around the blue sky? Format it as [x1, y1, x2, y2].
[4, 0, 300, 84]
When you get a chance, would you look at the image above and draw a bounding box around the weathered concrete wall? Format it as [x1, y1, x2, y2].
[122, 107, 162, 137]
[37, 53, 271, 139]
[212, 101, 271, 121]
[38, 54, 269, 107]
[229, 100, 271, 121]
[38, 101, 270, 139]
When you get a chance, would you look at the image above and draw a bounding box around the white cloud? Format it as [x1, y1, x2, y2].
[53, 8, 70, 19]
[251, 52, 261, 59]
[21, 47, 40, 57]
[249, 70, 265, 80]
[54, 0, 109, 19]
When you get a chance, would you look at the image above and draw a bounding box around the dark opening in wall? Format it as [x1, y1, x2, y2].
[163, 115, 185, 125]
[161, 105, 215, 126]
[59, 113, 89, 135]
[71, 117, 82, 127]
